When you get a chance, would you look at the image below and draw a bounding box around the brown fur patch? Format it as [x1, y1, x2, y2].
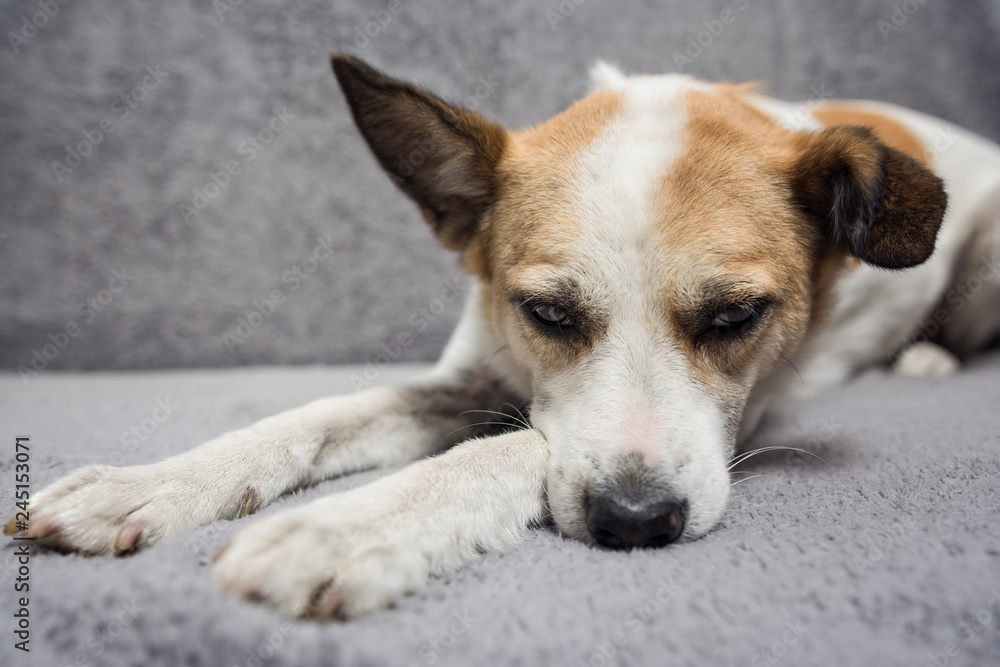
[814, 104, 929, 165]
[655, 87, 831, 390]
[790, 125, 947, 269]
[472, 91, 624, 368]
[463, 91, 623, 280]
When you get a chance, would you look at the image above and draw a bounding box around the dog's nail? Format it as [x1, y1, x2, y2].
[307, 580, 344, 619]
[212, 541, 232, 564]
[2, 518, 21, 535]
[238, 488, 262, 518]
[114, 523, 143, 552]
[243, 588, 265, 603]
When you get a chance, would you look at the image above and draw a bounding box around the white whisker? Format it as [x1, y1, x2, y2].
[730, 474, 765, 486]
[501, 402, 532, 429]
[445, 420, 527, 440]
[727, 446, 829, 471]
[458, 408, 531, 431]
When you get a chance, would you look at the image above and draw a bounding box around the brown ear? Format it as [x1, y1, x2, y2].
[790, 126, 947, 269]
[331, 54, 508, 251]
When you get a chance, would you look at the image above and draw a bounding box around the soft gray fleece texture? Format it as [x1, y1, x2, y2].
[2, 2, 1000, 666]
[2, 0, 1000, 371]
[1, 357, 999, 667]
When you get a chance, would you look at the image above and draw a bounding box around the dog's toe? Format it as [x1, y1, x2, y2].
[213, 498, 434, 620]
[14, 464, 196, 555]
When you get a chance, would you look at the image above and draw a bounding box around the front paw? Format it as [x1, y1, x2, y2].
[4, 464, 186, 554]
[214, 498, 438, 620]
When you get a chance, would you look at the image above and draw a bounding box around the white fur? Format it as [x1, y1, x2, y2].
[589, 60, 627, 91]
[16, 64, 1000, 619]
[214, 428, 548, 618]
[527, 77, 731, 542]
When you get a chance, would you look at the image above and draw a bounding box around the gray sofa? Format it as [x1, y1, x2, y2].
[2, 2, 999, 666]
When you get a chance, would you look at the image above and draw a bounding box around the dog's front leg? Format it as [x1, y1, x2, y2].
[214, 428, 549, 619]
[3, 368, 522, 554]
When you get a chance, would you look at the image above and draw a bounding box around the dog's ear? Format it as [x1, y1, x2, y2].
[331, 54, 508, 251]
[790, 126, 947, 269]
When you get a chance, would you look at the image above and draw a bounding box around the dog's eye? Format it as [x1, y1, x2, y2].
[711, 305, 757, 328]
[706, 302, 768, 339]
[530, 303, 573, 328]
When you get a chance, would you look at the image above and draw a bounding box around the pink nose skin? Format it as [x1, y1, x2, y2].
[617, 393, 664, 466]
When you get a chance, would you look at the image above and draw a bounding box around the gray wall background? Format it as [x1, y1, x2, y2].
[2, 0, 999, 371]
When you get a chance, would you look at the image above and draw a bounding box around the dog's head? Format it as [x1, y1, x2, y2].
[332, 56, 946, 548]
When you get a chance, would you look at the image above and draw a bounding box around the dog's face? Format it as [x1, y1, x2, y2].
[332, 57, 945, 548]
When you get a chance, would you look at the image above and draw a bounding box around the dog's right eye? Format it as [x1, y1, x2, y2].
[529, 303, 574, 329]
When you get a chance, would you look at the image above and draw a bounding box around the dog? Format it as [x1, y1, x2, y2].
[7, 56, 1000, 619]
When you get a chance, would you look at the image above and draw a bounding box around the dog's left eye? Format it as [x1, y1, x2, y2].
[707, 302, 767, 339]
[711, 305, 757, 328]
[530, 303, 573, 328]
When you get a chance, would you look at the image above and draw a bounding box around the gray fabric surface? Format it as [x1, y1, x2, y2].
[3, 0, 1000, 371]
[2, 356, 999, 667]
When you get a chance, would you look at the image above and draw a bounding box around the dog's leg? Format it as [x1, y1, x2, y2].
[214, 427, 549, 619]
[3, 366, 523, 554]
[892, 341, 961, 377]
[935, 195, 1000, 357]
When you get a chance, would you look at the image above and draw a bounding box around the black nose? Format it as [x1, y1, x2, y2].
[586, 491, 686, 549]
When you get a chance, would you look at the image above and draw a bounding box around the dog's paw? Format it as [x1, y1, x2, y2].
[3, 464, 194, 554]
[893, 341, 961, 377]
[214, 495, 446, 620]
